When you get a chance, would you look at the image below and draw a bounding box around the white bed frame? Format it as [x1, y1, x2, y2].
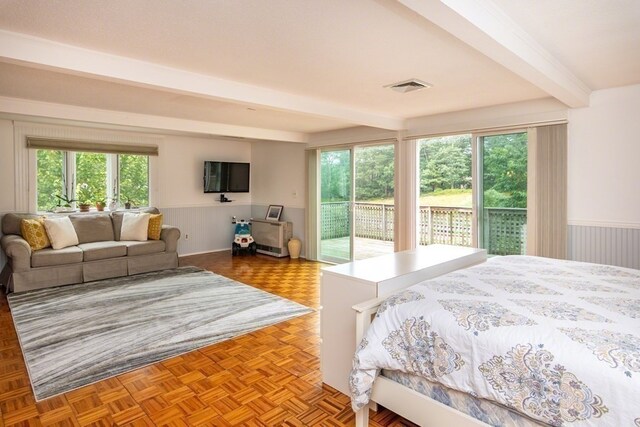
[353, 297, 488, 427]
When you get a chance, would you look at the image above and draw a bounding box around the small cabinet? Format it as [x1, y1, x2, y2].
[320, 244, 487, 395]
[252, 219, 292, 257]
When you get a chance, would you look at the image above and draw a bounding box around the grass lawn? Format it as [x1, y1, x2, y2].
[360, 189, 472, 208]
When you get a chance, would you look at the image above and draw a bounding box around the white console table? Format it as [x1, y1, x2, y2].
[320, 244, 487, 395]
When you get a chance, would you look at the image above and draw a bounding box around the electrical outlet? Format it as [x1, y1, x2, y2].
[185, 234, 189, 240]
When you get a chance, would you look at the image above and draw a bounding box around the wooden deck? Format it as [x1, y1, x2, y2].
[320, 237, 395, 261]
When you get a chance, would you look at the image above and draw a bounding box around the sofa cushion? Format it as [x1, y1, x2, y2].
[111, 208, 160, 241]
[20, 218, 51, 250]
[2, 213, 42, 236]
[124, 240, 166, 256]
[78, 241, 127, 262]
[31, 246, 83, 268]
[148, 214, 163, 240]
[70, 214, 114, 243]
[121, 213, 150, 241]
[44, 217, 79, 250]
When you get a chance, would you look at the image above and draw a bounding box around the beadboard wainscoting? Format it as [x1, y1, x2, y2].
[162, 205, 252, 256]
[568, 224, 640, 270]
[251, 205, 306, 258]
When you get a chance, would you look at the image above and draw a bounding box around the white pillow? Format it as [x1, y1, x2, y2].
[120, 212, 150, 241]
[43, 216, 79, 250]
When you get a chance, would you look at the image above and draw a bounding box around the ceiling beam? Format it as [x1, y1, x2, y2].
[396, 0, 591, 107]
[0, 96, 309, 142]
[0, 30, 404, 131]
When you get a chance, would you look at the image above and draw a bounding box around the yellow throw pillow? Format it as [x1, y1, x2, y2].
[21, 218, 51, 251]
[148, 214, 163, 240]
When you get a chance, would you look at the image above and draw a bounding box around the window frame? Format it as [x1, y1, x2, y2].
[30, 149, 154, 213]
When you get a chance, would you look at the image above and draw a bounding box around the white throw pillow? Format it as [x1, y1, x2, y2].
[120, 212, 150, 241]
[43, 216, 79, 250]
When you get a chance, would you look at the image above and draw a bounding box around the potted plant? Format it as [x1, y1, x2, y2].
[54, 193, 77, 212]
[95, 198, 106, 212]
[123, 197, 136, 210]
[77, 183, 93, 212]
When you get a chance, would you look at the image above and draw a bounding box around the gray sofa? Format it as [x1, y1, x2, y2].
[0, 209, 180, 293]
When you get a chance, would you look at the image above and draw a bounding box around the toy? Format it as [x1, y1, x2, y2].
[231, 216, 257, 256]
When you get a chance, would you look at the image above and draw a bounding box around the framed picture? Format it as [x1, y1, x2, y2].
[266, 205, 283, 221]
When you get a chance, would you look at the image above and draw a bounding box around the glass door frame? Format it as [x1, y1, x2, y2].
[318, 146, 355, 264]
[471, 128, 528, 253]
[317, 140, 397, 264]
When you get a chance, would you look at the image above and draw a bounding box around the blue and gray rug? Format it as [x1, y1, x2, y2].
[8, 266, 313, 401]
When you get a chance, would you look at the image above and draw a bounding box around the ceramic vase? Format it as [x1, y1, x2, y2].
[288, 238, 301, 259]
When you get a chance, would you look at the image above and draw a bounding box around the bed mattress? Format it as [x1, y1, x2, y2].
[382, 369, 545, 427]
[350, 255, 640, 426]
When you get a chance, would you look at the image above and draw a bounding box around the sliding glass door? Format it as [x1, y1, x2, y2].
[318, 143, 396, 263]
[319, 149, 352, 263]
[477, 132, 528, 255]
[353, 144, 395, 260]
[417, 134, 473, 247]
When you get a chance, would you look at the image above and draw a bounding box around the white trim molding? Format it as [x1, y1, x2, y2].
[0, 30, 403, 131]
[568, 219, 640, 230]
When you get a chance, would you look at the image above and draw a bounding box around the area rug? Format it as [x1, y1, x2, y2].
[8, 266, 313, 401]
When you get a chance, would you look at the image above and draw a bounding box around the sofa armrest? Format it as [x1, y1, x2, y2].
[160, 225, 181, 253]
[1, 235, 32, 272]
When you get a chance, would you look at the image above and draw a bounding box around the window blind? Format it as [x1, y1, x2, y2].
[26, 137, 159, 156]
[527, 123, 567, 259]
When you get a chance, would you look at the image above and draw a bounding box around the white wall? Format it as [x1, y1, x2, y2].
[157, 135, 251, 208]
[567, 84, 640, 227]
[251, 140, 307, 250]
[251, 140, 305, 209]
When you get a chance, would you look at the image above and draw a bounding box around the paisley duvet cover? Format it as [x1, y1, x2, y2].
[349, 256, 640, 426]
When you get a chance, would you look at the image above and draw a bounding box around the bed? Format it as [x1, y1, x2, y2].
[349, 255, 640, 427]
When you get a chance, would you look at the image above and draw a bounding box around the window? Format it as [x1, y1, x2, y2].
[36, 150, 65, 212]
[36, 150, 150, 212]
[118, 154, 150, 207]
[417, 134, 472, 247]
[414, 131, 528, 255]
[75, 152, 108, 205]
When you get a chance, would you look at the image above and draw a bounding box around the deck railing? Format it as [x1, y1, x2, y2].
[320, 202, 527, 255]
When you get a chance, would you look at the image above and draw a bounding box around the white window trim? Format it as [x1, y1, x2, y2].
[29, 150, 155, 213]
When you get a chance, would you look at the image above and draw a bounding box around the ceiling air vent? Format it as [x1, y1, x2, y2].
[385, 79, 433, 93]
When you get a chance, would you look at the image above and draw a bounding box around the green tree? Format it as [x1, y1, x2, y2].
[37, 150, 65, 211]
[320, 150, 351, 202]
[76, 152, 107, 204]
[119, 154, 149, 206]
[482, 133, 527, 208]
[355, 145, 394, 201]
[419, 135, 472, 194]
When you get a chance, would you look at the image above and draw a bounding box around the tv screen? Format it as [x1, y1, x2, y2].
[204, 161, 250, 193]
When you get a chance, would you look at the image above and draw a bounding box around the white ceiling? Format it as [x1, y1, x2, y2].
[0, 0, 638, 140]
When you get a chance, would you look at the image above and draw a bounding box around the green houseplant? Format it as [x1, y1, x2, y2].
[123, 197, 136, 210]
[95, 198, 106, 211]
[77, 183, 93, 212]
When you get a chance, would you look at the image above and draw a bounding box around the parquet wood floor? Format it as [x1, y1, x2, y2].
[0, 252, 417, 427]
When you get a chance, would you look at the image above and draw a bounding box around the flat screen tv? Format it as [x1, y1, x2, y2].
[204, 161, 250, 193]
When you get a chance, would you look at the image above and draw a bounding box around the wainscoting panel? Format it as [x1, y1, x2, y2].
[568, 224, 640, 270]
[161, 205, 252, 256]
